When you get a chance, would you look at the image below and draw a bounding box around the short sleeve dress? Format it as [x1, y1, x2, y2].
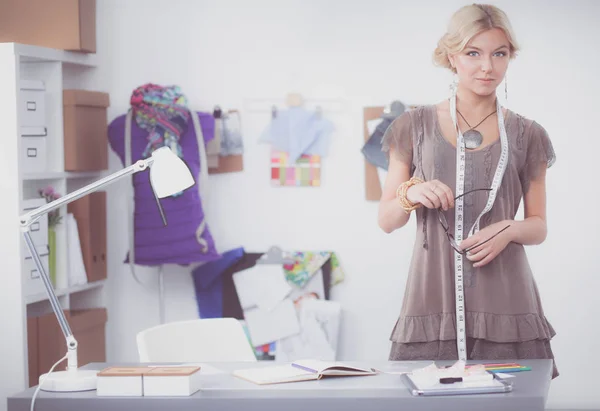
[382, 105, 558, 378]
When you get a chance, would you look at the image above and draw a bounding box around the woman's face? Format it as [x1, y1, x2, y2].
[449, 28, 511, 97]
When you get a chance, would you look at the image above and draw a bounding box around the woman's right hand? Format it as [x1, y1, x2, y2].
[406, 179, 455, 210]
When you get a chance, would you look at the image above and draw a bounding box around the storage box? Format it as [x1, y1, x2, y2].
[19, 80, 48, 173]
[20, 135, 47, 174]
[21, 198, 49, 248]
[97, 367, 147, 397]
[19, 81, 46, 129]
[22, 244, 49, 297]
[36, 308, 107, 383]
[96, 366, 203, 397]
[67, 191, 106, 282]
[27, 316, 38, 388]
[0, 0, 96, 53]
[143, 366, 202, 397]
[63, 90, 110, 171]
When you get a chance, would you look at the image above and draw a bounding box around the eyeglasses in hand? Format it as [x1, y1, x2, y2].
[437, 188, 511, 254]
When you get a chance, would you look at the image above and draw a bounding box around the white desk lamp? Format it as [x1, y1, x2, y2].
[19, 146, 194, 392]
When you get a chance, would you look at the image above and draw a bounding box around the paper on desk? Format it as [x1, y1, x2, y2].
[494, 373, 515, 379]
[233, 265, 292, 311]
[244, 298, 300, 346]
[276, 299, 341, 362]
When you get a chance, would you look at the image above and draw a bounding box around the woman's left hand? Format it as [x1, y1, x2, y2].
[459, 221, 513, 268]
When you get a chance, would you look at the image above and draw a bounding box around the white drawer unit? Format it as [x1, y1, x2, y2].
[19, 80, 46, 129]
[21, 198, 49, 248]
[20, 133, 48, 173]
[23, 244, 50, 297]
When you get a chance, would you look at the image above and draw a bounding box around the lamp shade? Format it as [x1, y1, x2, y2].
[149, 147, 195, 198]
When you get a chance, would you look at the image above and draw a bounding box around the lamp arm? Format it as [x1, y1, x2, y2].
[19, 158, 153, 371]
[20, 159, 153, 228]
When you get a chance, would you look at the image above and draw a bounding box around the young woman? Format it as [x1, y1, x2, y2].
[378, 4, 558, 378]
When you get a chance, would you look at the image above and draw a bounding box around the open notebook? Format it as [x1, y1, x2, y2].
[233, 359, 376, 385]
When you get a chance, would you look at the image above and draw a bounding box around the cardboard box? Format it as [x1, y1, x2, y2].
[27, 316, 38, 388]
[0, 0, 96, 53]
[34, 308, 107, 385]
[67, 191, 106, 282]
[63, 89, 110, 171]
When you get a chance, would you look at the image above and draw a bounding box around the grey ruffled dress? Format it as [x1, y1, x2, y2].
[382, 105, 558, 378]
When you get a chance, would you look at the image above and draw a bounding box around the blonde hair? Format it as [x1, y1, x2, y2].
[433, 4, 520, 72]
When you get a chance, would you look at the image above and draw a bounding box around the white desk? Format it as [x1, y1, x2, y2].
[7, 359, 553, 411]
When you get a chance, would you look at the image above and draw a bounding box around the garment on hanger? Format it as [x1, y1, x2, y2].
[218, 109, 244, 156]
[206, 106, 222, 168]
[107, 84, 221, 266]
[259, 107, 334, 163]
[191, 247, 245, 318]
[361, 100, 407, 170]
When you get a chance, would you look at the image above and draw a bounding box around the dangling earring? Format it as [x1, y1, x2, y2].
[450, 72, 459, 95]
[504, 74, 508, 100]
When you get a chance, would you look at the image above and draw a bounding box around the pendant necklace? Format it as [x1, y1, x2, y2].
[457, 109, 496, 149]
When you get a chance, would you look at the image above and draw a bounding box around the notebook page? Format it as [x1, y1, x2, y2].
[233, 365, 315, 385]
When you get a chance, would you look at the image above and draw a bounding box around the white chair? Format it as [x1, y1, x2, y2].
[136, 317, 257, 363]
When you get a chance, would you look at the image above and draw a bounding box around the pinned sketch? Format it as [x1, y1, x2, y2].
[275, 299, 342, 362]
[243, 298, 300, 347]
[233, 264, 292, 311]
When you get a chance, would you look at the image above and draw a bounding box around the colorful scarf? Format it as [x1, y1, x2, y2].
[283, 251, 345, 288]
[130, 83, 190, 159]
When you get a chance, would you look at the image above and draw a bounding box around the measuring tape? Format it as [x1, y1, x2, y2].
[449, 91, 510, 361]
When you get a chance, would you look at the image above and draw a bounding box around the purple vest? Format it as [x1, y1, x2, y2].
[108, 111, 221, 266]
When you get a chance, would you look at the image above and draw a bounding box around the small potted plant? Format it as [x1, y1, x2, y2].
[38, 186, 62, 286]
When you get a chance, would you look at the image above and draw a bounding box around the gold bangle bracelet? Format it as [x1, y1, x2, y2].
[396, 177, 423, 214]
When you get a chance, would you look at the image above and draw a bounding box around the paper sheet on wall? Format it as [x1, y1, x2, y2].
[244, 298, 300, 346]
[288, 268, 326, 303]
[233, 264, 292, 311]
[275, 299, 341, 362]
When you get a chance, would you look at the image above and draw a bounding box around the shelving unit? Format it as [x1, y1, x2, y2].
[0, 42, 108, 401]
[25, 280, 106, 305]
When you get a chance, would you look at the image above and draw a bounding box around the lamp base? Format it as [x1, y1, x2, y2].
[39, 369, 98, 392]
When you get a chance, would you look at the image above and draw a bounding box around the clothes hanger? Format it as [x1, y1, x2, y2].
[256, 245, 295, 265]
[381, 100, 406, 120]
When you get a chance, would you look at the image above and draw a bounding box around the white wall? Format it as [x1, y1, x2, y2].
[96, 0, 600, 409]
